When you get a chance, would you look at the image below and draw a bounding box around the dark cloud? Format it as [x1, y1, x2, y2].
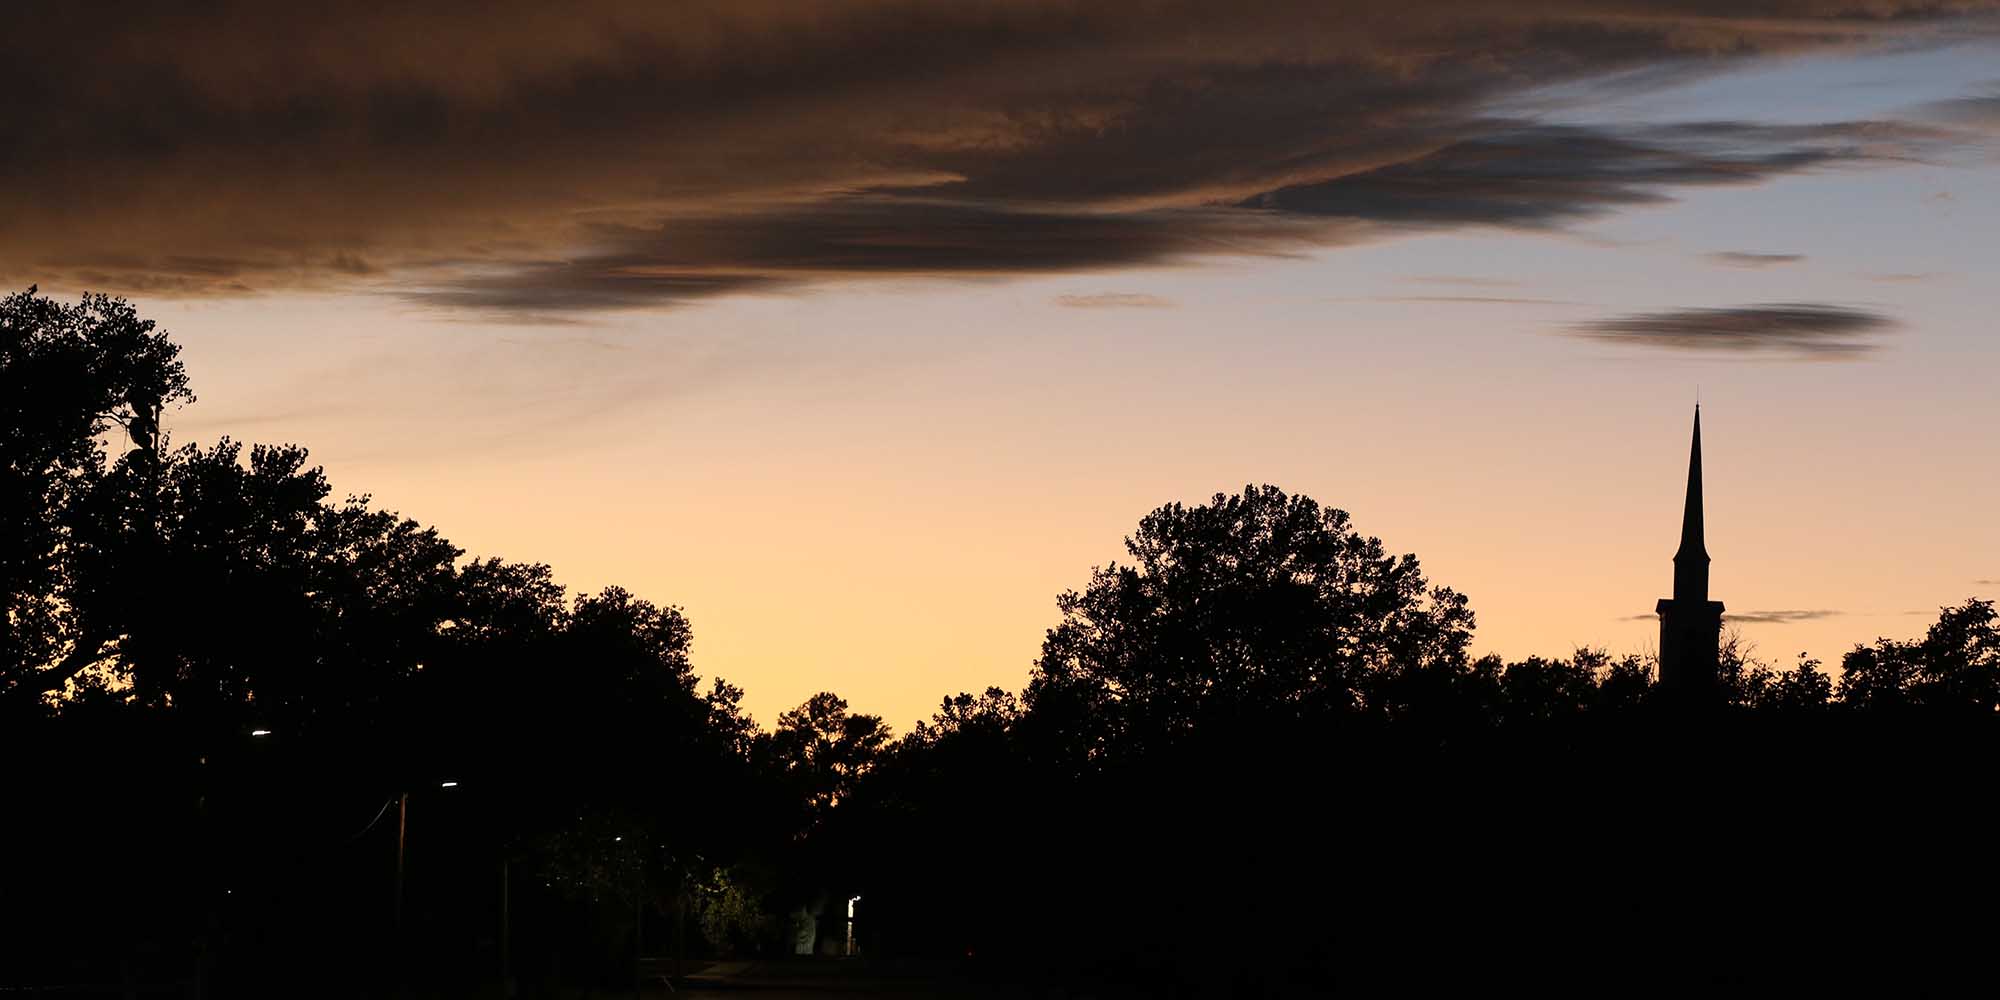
[1054, 293, 1176, 309]
[399, 118, 1945, 315]
[1707, 251, 1807, 267]
[1570, 303, 1898, 359]
[401, 267, 781, 324]
[398, 201, 1297, 315]
[0, 1, 1991, 314]
[1726, 609, 1844, 624]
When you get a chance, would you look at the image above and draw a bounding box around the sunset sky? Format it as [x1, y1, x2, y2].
[8, 2, 1997, 729]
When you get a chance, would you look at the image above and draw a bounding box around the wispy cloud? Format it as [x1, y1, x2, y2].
[1726, 609, 1844, 625]
[1622, 609, 1847, 623]
[1914, 83, 2000, 130]
[1344, 295, 1583, 306]
[1570, 303, 1898, 361]
[1397, 276, 1522, 289]
[1054, 293, 1176, 309]
[1234, 122, 1936, 231]
[1705, 251, 1806, 268]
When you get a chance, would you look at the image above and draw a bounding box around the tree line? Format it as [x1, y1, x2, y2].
[5, 289, 1996, 995]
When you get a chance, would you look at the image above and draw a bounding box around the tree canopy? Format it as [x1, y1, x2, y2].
[2, 289, 191, 702]
[1027, 484, 1475, 759]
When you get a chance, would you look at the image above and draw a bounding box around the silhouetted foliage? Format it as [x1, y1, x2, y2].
[1741, 653, 1837, 711]
[10, 289, 2000, 994]
[770, 691, 891, 822]
[905, 686, 1022, 749]
[2, 290, 190, 705]
[1027, 484, 1475, 762]
[1838, 599, 1999, 711]
[0, 290, 784, 995]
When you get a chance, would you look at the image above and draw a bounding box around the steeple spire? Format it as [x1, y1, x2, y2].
[1672, 405, 1708, 603]
[1656, 404, 1723, 702]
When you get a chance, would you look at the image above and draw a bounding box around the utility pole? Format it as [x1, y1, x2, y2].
[394, 792, 408, 929]
[500, 859, 512, 998]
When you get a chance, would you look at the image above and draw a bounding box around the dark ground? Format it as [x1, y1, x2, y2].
[634, 958, 1053, 999]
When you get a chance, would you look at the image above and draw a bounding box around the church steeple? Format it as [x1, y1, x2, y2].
[1672, 406, 1708, 603]
[1656, 405, 1724, 701]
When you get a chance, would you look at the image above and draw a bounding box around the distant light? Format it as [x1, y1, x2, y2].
[440, 781, 459, 788]
[614, 835, 622, 842]
[250, 729, 271, 737]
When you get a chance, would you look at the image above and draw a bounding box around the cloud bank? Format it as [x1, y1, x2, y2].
[1, 1, 1992, 316]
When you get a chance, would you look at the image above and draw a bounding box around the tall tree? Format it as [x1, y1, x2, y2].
[1, 290, 191, 705]
[1025, 484, 1475, 760]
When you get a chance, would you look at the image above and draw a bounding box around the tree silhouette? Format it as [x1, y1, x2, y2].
[1026, 484, 1474, 761]
[1838, 599, 1998, 711]
[49, 435, 467, 744]
[905, 687, 1022, 749]
[2, 289, 191, 705]
[1729, 652, 1836, 712]
[770, 692, 890, 820]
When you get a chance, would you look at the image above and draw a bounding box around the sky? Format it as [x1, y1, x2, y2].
[7, 1, 1998, 730]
